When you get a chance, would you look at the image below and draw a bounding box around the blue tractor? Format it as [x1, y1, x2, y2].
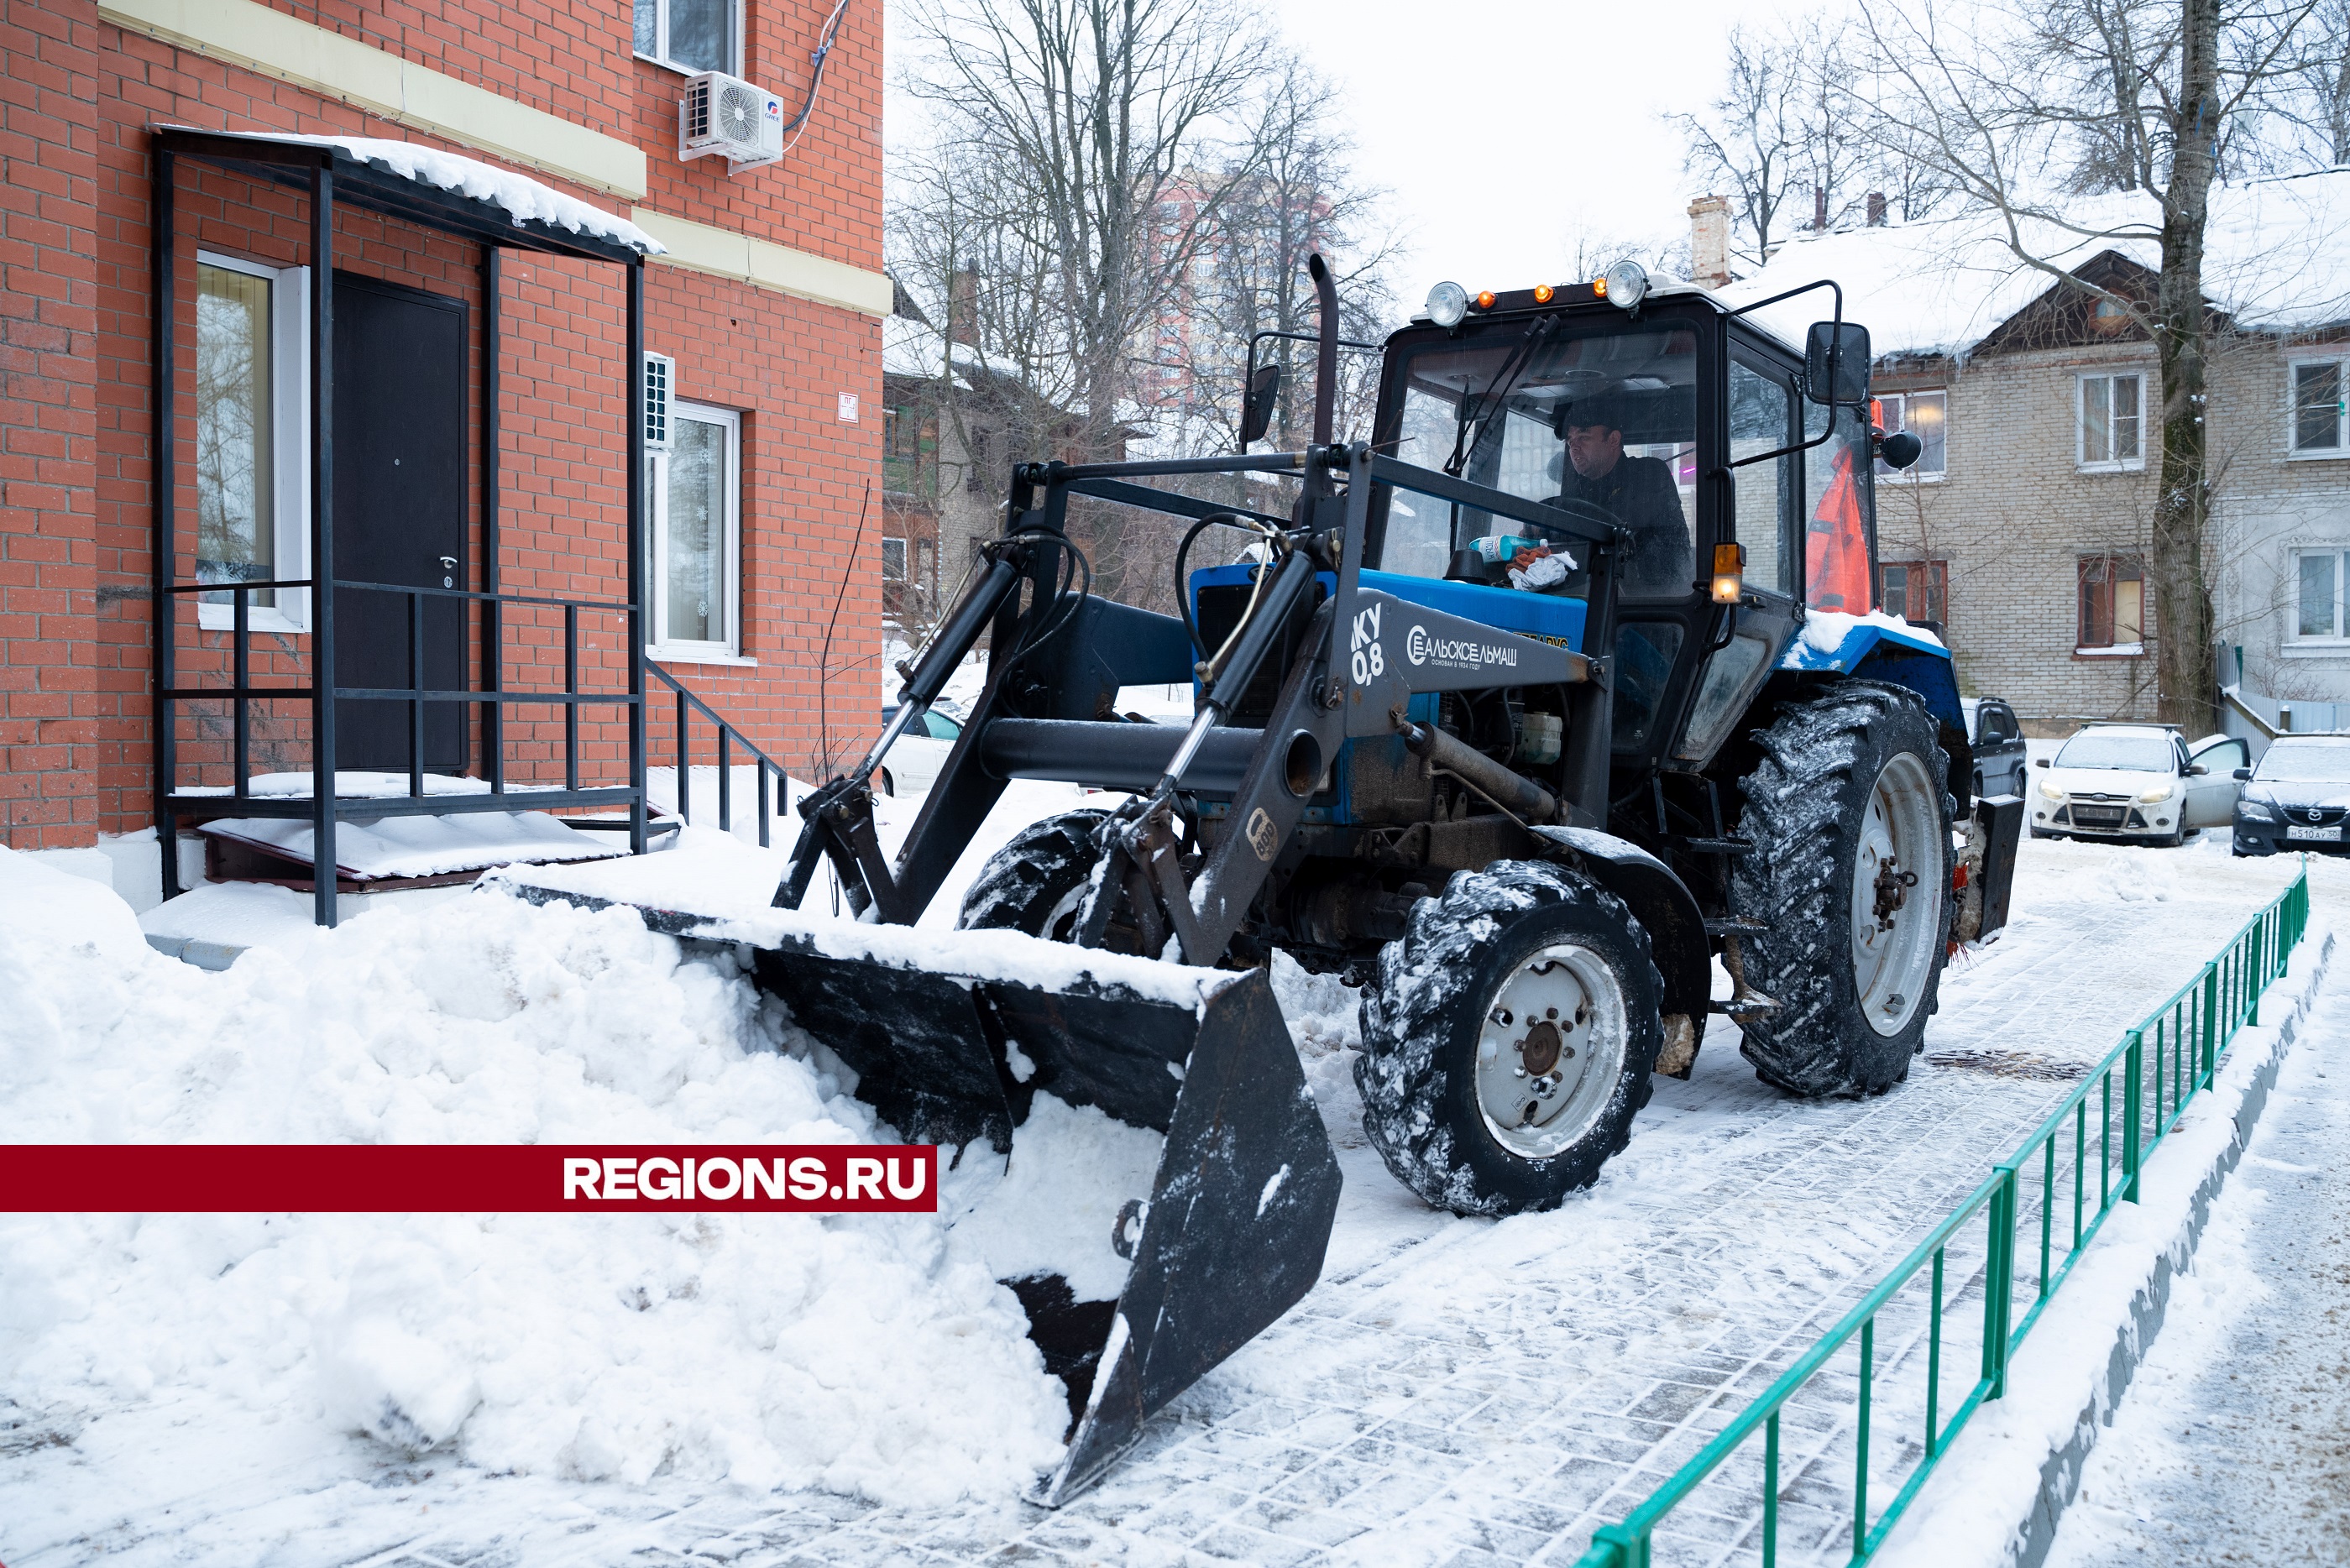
[756, 255, 2023, 1498]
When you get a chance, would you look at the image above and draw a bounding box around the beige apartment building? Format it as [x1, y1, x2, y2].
[1718, 173, 2350, 731]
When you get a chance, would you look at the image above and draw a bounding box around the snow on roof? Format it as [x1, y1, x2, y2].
[180, 128, 663, 256]
[1716, 170, 2350, 361]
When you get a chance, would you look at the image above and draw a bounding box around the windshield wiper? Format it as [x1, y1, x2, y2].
[1442, 314, 1559, 478]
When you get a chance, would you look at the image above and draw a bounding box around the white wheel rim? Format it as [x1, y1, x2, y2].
[1474, 943, 1630, 1158]
[1850, 751, 1943, 1037]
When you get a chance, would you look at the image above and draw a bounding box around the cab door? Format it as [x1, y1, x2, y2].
[1670, 342, 1802, 767]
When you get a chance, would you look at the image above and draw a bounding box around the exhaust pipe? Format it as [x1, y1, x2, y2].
[1308, 253, 1338, 446]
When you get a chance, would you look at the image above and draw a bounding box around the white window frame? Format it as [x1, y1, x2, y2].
[632, 0, 744, 77]
[2077, 371, 2147, 473]
[2286, 546, 2350, 648]
[194, 250, 311, 634]
[645, 397, 746, 664]
[2288, 357, 2348, 458]
[880, 536, 908, 582]
[1874, 389, 1948, 482]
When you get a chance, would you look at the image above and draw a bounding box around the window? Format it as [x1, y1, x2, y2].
[2079, 373, 2145, 470]
[1880, 560, 1947, 625]
[916, 539, 935, 594]
[633, 0, 739, 75]
[195, 253, 310, 632]
[881, 537, 908, 582]
[2077, 553, 2145, 651]
[1728, 356, 1798, 596]
[2291, 548, 2350, 640]
[1874, 390, 1946, 478]
[2291, 360, 2346, 454]
[646, 399, 741, 656]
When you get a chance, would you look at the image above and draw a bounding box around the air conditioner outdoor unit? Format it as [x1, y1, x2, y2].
[678, 71, 784, 170]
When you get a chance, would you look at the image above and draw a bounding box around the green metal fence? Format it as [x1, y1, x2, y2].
[1575, 862, 2313, 1568]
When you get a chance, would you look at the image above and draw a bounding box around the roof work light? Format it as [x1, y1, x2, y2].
[1426, 281, 1468, 327]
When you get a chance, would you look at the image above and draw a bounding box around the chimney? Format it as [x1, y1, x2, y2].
[1688, 195, 1732, 290]
[948, 268, 979, 348]
[1814, 186, 1829, 232]
[1866, 191, 1887, 227]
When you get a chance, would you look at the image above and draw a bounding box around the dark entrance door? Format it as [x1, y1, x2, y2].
[331, 271, 468, 772]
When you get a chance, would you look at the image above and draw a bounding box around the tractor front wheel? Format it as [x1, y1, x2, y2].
[1732, 681, 1953, 1097]
[1355, 861, 1662, 1216]
[955, 809, 1111, 939]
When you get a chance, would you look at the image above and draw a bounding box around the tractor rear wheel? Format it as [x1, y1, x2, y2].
[1732, 681, 1953, 1097]
[955, 809, 1110, 939]
[1355, 860, 1662, 1216]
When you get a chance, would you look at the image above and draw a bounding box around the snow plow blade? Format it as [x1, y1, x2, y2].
[494, 881, 1343, 1505]
[743, 936, 1343, 1504]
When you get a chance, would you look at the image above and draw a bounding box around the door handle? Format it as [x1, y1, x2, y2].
[439, 555, 458, 588]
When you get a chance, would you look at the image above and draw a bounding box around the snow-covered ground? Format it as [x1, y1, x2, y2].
[0, 814, 2337, 1565]
[2039, 973, 2350, 1565]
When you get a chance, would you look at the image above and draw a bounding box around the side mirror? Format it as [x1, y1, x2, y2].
[1804, 321, 1871, 405]
[2188, 763, 2209, 776]
[2034, 756, 2050, 768]
[2234, 766, 2253, 781]
[1239, 362, 1282, 446]
[1880, 430, 1923, 470]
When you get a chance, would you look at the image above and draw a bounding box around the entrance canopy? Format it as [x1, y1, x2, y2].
[153, 126, 664, 265]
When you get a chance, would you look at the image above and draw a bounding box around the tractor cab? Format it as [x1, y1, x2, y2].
[1363, 268, 1896, 772]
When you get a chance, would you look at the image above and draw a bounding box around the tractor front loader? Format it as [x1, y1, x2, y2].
[699, 255, 2019, 1501]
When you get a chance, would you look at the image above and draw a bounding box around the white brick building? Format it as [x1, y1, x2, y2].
[1720, 173, 2350, 731]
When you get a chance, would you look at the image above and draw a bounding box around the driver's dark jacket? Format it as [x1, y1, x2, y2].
[1552, 454, 1689, 595]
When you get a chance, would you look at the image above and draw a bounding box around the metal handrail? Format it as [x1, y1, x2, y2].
[1578, 862, 2312, 1567]
[646, 658, 794, 848]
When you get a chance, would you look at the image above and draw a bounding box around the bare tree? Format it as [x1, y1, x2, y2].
[1672, 16, 1947, 269]
[1855, 0, 2320, 732]
[894, 0, 1299, 603]
[1164, 64, 1400, 457]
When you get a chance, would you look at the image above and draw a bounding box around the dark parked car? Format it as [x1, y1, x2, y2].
[2233, 734, 2350, 856]
[1963, 697, 2028, 798]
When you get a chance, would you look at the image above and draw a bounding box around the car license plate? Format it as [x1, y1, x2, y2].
[2071, 806, 2126, 828]
[2287, 823, 2341, 842]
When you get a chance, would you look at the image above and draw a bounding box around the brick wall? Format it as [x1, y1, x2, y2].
[2, 0, 884, 849]
[1873, 340, 2168, 724]
[1873, 333, 2350, 726]
[1, 0, 102, 848]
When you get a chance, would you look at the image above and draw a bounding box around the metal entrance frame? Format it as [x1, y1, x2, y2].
[148, 128, 657, 926]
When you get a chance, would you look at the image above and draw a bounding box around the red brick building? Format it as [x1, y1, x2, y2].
[2, 0, 889, 902]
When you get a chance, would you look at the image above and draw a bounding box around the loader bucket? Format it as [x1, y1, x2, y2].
[745, 932, 1342, 1504]
[497, 882, 1342, 1504]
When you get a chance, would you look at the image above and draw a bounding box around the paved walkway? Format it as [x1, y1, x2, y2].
[3, 839, 2329, 1568]
[2044, 972, 2350, 1568]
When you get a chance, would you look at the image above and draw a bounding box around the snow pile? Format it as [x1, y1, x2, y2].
[945, 1094, 1162, 1303]
[166, 129, 664, 255]
[0, 859, 1070, 1504]
[1798, 608, 1945, 657]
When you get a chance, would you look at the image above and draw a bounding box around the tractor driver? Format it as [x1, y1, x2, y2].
[1549, 395, 1693, 597]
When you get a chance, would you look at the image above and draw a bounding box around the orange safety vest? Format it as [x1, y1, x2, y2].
[1806, 444, 1873, 614]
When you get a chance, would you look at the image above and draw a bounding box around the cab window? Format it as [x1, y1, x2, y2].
[1377, 320, 1698, 598]
[1728, 355, 1798, 597]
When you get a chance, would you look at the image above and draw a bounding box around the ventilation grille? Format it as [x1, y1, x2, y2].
[642, 352, 673, 452]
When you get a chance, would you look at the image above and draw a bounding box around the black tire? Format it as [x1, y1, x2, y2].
[955, 809, 1110, 938]
[1732, 681, 1954, 1098]
[1354, 860, 1663, 1217]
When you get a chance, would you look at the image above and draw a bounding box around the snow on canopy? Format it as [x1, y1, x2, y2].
[176, 128, 664, 255]
[1715, 169, 2350, 362]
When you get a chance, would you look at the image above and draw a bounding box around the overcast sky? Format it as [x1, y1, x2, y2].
[882, 0, 1802, 312]
[1269, 0, 1795, 303]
